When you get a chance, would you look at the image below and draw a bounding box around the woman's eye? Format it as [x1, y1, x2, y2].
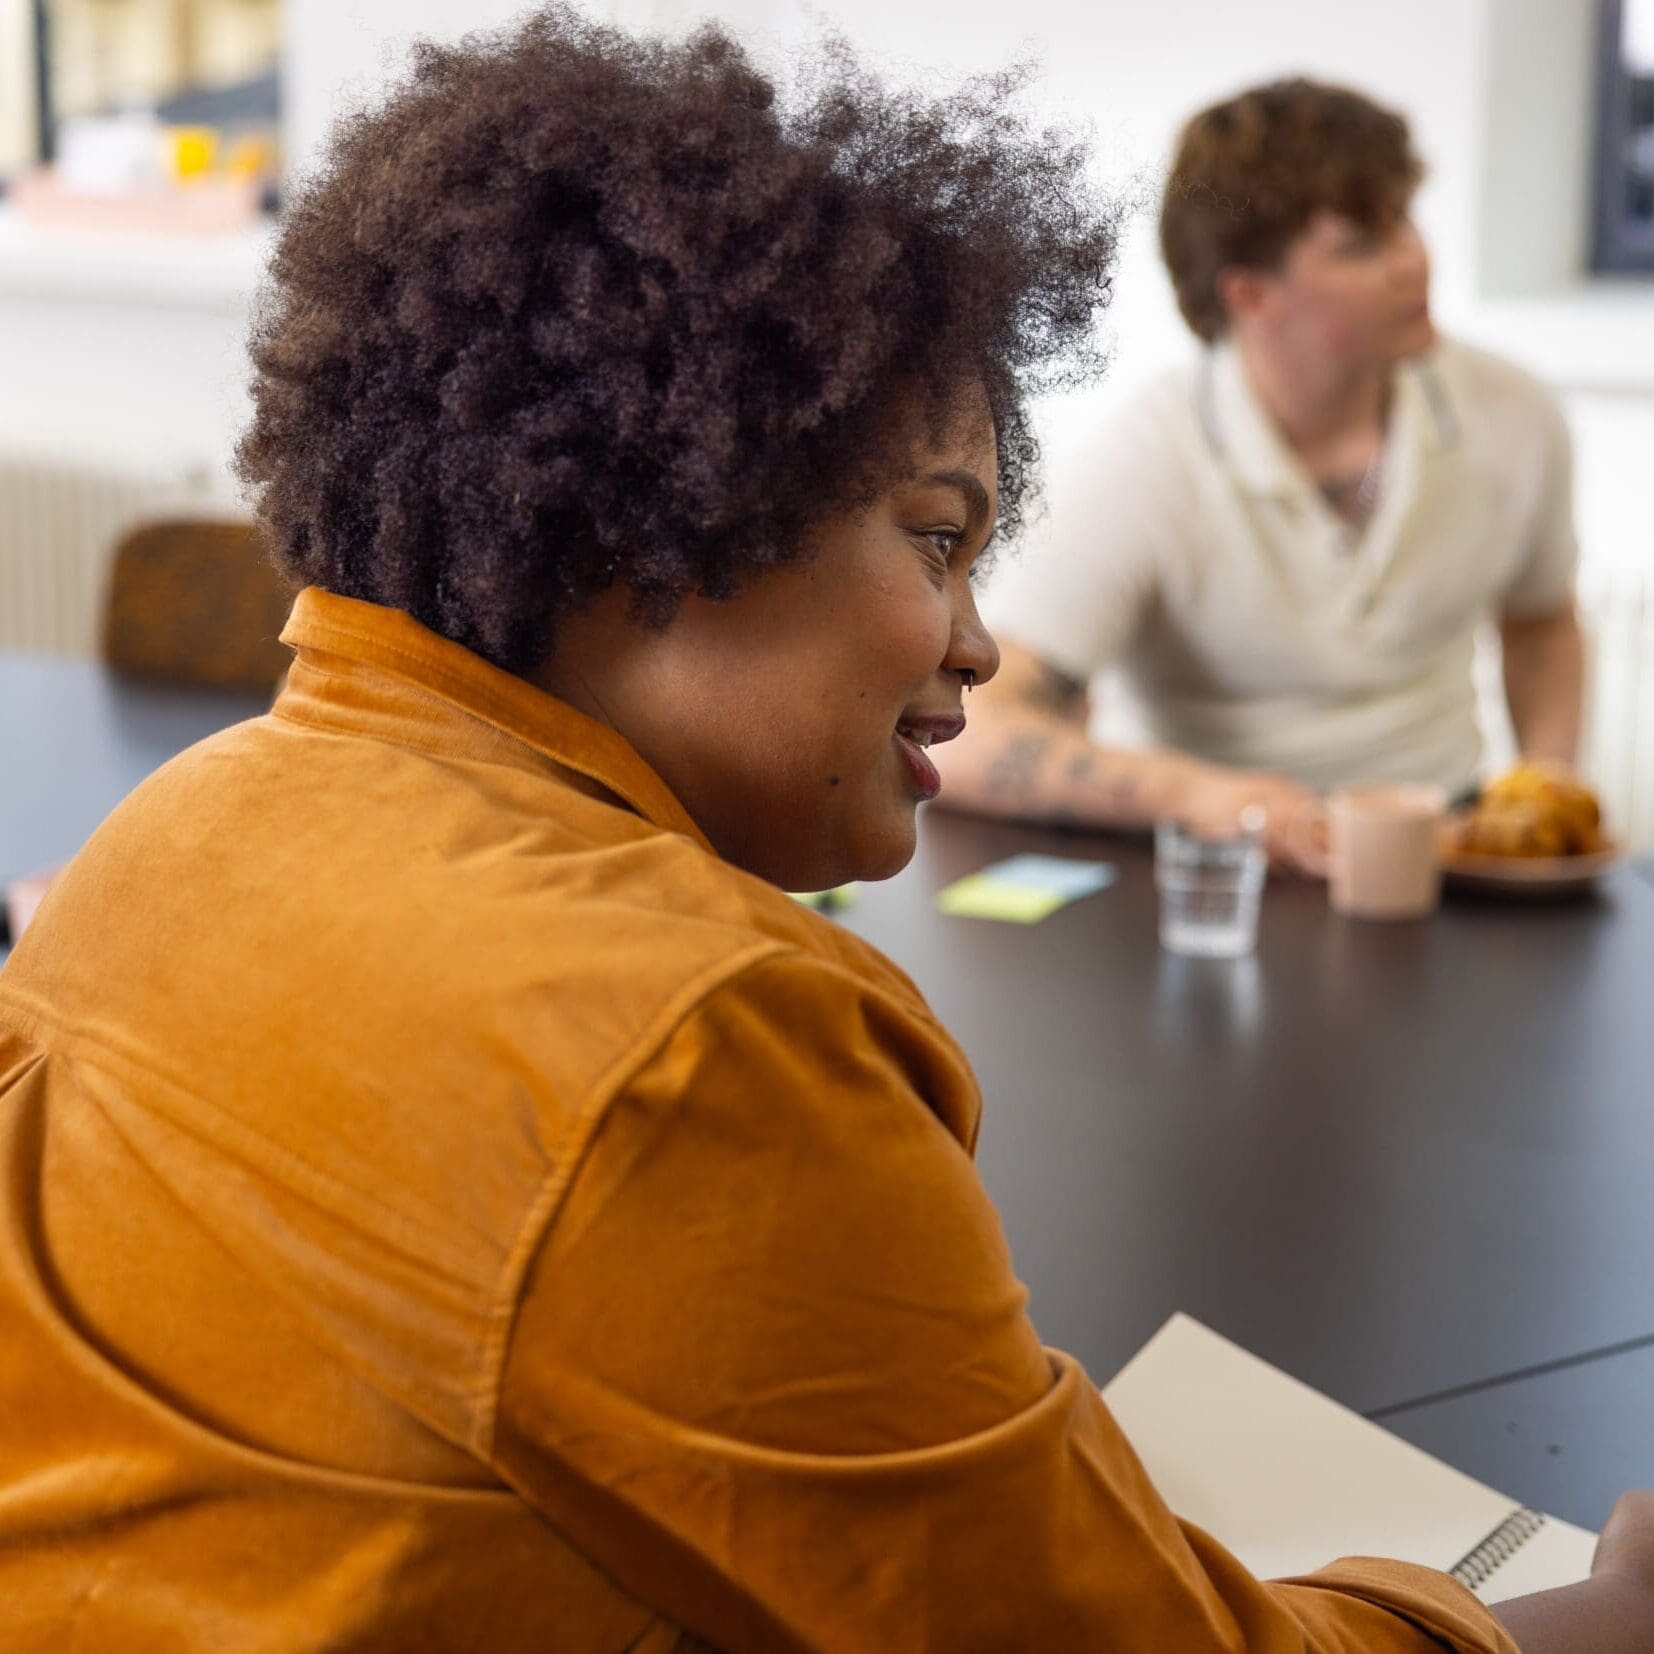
[909, 526, 967, 585]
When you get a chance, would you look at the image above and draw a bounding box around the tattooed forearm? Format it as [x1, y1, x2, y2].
[971, 728, 1151, 825]
[1097, 771, 1143, 817]
[936, 640, 1163, 827]
[984, 731, 1052, 800]
[1024, 661, 1087, 722]
[1064, 748, 1144, 817]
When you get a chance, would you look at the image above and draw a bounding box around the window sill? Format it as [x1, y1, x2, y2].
[1460, 280, 1654, 395]
[0, 205, 274, 311]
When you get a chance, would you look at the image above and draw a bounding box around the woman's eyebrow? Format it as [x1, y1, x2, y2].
[918, 468, 992, 529]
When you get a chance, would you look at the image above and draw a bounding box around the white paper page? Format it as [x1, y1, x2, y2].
[1102, 1314, 1595, 1599]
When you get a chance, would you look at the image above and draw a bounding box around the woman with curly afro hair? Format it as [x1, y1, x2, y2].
[0, 10, 1575, 1651]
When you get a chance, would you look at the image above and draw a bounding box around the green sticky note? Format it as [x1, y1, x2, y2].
[936, 854, 1117, 923]
[936, 875, 1071, 922]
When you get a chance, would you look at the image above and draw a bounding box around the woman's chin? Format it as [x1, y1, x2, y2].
[775, 819, 917, 894]
[847, 815, 920, 885]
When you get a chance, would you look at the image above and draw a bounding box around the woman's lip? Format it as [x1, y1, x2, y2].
[896, 711, 966, 744]
[894, 730, 943, 800]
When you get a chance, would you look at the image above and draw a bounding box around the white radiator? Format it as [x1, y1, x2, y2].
[1581, 567, 1654, 855]
[0, 451, 219, 657]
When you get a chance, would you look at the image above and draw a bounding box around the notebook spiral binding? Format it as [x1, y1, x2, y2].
[1449, 1507, 1547, 1591]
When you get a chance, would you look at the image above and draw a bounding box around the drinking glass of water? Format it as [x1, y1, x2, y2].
[1154, 809, 1267, 958]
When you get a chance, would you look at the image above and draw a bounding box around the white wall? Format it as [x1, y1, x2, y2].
[284, 0, 600, 177]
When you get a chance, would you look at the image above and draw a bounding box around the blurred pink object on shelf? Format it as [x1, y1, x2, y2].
[10, 168, 261, 234]
[5, 868, 60, 945]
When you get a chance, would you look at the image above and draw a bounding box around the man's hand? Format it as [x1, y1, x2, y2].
[1167, 762, 1327, 876]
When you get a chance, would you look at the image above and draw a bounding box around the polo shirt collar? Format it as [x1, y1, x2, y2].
[1203, 340, 1460, 500]
[278, 587, 713, 852]
[1205, 342, 1299, 497]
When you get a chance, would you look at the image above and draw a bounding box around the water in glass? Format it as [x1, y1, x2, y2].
[1154, 815, 1266, 958]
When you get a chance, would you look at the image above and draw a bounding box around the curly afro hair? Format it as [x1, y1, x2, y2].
[237, 7, 1120, 673]
[1161, 78, 1424, 343]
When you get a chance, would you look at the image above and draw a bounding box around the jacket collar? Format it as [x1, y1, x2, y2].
[278, 587, 713, 853]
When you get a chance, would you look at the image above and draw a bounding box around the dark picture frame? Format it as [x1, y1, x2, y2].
[30, 1, 54, 164]
[1593, 0, 1654, 274]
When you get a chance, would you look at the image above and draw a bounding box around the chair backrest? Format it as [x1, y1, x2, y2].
[101, 520, 295, 692]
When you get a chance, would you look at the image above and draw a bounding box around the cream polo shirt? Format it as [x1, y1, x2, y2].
[984, 337, 1578, 794]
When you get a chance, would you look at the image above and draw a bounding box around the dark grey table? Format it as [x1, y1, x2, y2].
[0, 649, 267, 956]
[1375, 1339, 1654, 1528]
[838, 810, 1654, 1527]
[6, 646, 1651, 1526]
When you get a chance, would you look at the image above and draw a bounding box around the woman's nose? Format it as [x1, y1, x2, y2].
[952, 592, 1000, 690]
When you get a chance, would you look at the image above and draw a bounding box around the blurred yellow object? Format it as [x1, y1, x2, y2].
[165, 126, 219, 182]
[1447, 802, 1567, 859]
[1480, 760, 1602, 853]
[225, 133, 277, 182]
[1447, 761, 1604, 859]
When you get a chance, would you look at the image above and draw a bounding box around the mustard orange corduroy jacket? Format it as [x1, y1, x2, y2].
[0, 589, 1518, 1651]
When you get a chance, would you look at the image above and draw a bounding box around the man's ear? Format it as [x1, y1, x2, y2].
[1213, 264, 1273, 327]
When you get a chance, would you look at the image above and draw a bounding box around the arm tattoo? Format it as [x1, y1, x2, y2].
[1025, 661, 1087, 721]
[1065, 748, 1142, 818]
[985, 732, 1052, 801]
[1104, 773, 1143, 816]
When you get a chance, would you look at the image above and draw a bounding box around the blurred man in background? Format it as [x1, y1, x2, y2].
[939, 78, 1584, 869]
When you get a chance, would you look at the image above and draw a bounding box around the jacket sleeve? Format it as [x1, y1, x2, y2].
[490, 948, 1518, 1654]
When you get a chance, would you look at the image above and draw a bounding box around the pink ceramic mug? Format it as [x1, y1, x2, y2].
[1326, 784, 1448, 920]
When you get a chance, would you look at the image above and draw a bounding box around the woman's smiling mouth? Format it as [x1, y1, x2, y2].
[893, 712, 965, 800]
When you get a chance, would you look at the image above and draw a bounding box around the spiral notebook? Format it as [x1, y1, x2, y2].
[1101, 1314, 1598, 1602]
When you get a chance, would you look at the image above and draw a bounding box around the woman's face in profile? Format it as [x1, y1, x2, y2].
[576, 416, 1001, 893]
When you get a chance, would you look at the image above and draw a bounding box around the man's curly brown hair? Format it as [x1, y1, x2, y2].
[236, 8, 1120, 673]
[1160, 78, 1424, 343]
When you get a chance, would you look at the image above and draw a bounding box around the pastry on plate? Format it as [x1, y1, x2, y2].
[1439, 764, 1618, 891]
[1476, 760, 1602, 854]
